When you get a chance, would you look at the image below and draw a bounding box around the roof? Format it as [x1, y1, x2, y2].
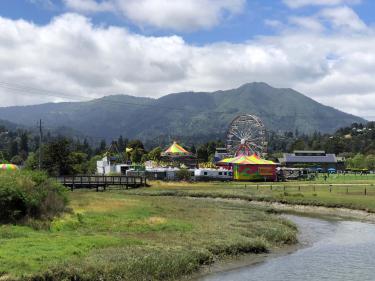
[293, 150, 326, 154]
[219, 154, 276, 165]
[283, 153, 337, 163]
[164, 141, 189, 155]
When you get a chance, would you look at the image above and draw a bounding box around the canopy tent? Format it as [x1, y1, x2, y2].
[163, 141, 189, 155]
[218, 155, 276, 181]
[0, 164, 19, 171]
[160, 141, 197, 168]
[218, 154, 276, 165]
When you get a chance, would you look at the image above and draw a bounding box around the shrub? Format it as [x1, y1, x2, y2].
[0, 170, 68, 223]
[176, 168, 192, 181]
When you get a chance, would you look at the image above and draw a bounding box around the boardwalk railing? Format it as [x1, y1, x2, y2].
[58, 175, 147, 191]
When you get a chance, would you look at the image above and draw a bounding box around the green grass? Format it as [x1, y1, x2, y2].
[0, 192, 297, 280]
[130, 175, 375, 213]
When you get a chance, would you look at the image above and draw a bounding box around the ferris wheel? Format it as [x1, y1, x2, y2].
[226, 114, 267, 156]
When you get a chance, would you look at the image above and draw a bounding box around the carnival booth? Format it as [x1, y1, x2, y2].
[219, 154, 276, 181]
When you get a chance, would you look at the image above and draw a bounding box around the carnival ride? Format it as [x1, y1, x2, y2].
[226, 114, 267, 156]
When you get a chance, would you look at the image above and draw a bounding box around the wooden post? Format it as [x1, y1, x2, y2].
[298, 185, 301, 191]
[283, 185, 286, 192]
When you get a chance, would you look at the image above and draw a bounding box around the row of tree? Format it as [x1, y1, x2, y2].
[1, 122, 375, 175]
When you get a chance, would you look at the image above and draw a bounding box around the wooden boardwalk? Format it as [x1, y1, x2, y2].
[58, 175, 147, 191]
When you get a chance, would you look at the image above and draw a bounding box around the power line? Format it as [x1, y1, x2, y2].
[0, 81, 88, 101]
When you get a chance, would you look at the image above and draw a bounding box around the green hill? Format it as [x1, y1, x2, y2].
[0, 83, 365, 142]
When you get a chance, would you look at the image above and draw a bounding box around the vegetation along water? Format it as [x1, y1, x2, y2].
[198, 215, 375, 281]
[0, 173, 298, 281]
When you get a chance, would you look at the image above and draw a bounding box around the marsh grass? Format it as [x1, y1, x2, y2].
[0, 192, 297, 280]
[134, 178, 375, 213]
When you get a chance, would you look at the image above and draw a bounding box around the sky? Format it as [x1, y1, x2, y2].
[0, 0, 375, 120]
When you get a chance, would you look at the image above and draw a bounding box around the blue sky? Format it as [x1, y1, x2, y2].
[0, 0, 374, 44]
[0, 0, 375, 119]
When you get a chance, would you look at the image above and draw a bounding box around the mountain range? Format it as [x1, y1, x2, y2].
[0, 82, 365, 144]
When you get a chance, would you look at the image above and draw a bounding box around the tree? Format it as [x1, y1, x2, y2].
[69, 152, 89, 175]
[291, 139, 305, 151]
[197, 145, 208, 162]
[24, 152, 38, 170]
[88, 155, 103, 174]
[8, 140, 19, 158]
[128, 139, 144, 150]
[365, 154, 375, 171]
[176, 168, 191, 181]
[130, 149, 143, 164]
[98, 139, 107, 154]
[117, 135, 127, 152]
[148, 147, 162, 161]
[43, 138, 73, 176]
[81, 138, 92, 156]
[190, 144, 197, 154]
[10, 155, 23, 165]
[348, 153, 366, 169]
[19, 132, 29, 155]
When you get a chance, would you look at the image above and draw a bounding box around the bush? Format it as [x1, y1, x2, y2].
[0, 170, 68, 223]
[176, 168, 192, 181]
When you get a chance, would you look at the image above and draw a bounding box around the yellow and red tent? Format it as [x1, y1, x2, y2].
[218, 154, 276, 181]
[164, 141, 189, 155]
[0, 164, 19, 171]
[218, 154, 275, 165]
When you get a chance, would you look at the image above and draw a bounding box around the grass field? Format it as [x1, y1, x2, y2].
[127, 174, 375, 213]
[0, 192, 297, 281]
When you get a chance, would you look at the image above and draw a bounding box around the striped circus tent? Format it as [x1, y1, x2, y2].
[0, 164, 19, 171]
[219, 154, 276, 165]
[163, 141, 189, 155]
[218, 154, 276, 181]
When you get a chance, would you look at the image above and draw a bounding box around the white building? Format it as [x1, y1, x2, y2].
[96, 156, 131, 175]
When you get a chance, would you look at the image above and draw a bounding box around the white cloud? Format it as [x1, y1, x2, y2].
[63, 0, 114, 13]
[0, 12, 375, 120]
[63, 0, 245, 32]
[289, 16, 325, 32]
[319, 6, 366, 31]
[28, 0, 55, 9]
[283, 0, 361, 9]
[285, 6, 366, 32]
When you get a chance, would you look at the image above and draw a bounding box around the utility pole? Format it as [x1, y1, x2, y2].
[38, 119, 43, 170]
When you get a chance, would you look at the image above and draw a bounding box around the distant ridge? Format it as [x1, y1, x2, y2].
[0, 82, 365, 142]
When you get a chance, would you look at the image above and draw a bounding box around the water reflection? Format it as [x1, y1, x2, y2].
[200, 216, 375, 281]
